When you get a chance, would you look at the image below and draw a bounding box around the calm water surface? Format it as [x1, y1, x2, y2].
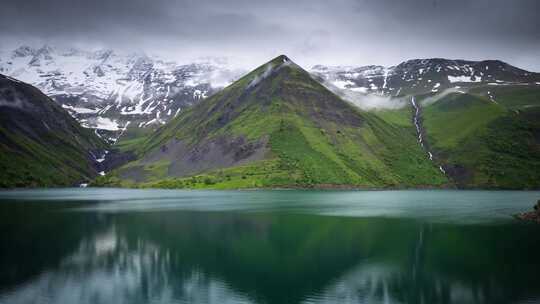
[0, 189, 539, 304]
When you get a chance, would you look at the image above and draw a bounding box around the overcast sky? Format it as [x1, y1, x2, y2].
[1, 0, 539, 71]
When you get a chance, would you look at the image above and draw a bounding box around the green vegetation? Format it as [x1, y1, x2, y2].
[0, 124, 105, 188]
[371, 108, 413, 127]
[99, 56, 447, 189]
[469, 85, 540, 110]
[422, 90, 540, 188]
[0, 76, 106, 188]
[5, 58, 538, 189]
[115, 134, 148, 154]
[422, 93, 507, 149]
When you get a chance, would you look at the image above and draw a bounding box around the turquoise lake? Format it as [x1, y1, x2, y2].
[0, 189, 539, 304]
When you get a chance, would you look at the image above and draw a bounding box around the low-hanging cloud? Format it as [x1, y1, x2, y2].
[246, 58, 294, 89]
[0, 87, 32, 110]
[320, 80, 408, 110]
[342, 90, 409, 111]
[420, 87, 469, 106]
[0, 0, 538, 71]
[247, 64, 274, 89]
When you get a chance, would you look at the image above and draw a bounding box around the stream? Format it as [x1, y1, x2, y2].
[410, 96, 446, 174]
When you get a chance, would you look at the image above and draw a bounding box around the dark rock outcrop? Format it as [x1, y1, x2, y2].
[516, 200, 540, 223]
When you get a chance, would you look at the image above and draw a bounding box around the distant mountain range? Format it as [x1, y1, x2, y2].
[0, 45, 244, 143]
[93, 55, 540, 189]
[2, 46, 539, 144]
[1, 46, 539, 189]
[96, 55, 447, 189]
[312, 58, 540, 98]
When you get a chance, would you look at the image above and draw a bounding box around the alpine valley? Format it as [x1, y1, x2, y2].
[1, 46, 539, 189]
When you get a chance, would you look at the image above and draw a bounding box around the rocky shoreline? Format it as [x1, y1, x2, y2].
[516, 200, 540, 223]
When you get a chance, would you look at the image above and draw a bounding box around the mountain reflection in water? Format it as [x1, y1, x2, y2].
[0, 189, 539, 304]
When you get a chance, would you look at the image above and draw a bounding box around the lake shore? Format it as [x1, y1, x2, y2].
[515, 211, 540, 223]
[515, 200, 540, 223]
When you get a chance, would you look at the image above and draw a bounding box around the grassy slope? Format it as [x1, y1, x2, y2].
[422, 90, 540, 188]
[469, 85, 540, 110]
[96, 56, 446, 189]
[0, 76, 106, 187]
[0, 127, 102, 187]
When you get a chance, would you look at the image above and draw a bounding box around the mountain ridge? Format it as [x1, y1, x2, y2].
[2, 44, 539, 142]
[1, 48, 539, 189]
[0, 45, 245, 143]
[0, 73, 109, 187]
[312, 57, 540, 98]
[96, 55, 448, 188]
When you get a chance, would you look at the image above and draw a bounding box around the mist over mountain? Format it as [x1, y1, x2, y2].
[2, 4, 540, 304]
[87, 53, 538, 189]
[2, 45, 539, 143]
[1, 43, 540, 189]
[0, 45, 245, 143]
[313, 58, 540, 110]
[99, 55, 447, 188]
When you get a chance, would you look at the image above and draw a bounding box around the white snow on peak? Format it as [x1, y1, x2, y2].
[0, 45, 252, 141]
[447, 75, 481, 83]
[350, 87, 368, 93]
[80, 117, 121, 131]
[61, 104, 100, 114]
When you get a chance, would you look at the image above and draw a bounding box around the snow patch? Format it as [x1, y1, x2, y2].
[61, 104, 100, 114]
[421, 87, 468, 106]
[82, 117, 121, 131]
[350, 87, 368, 93]
[447, 75, 481, 83]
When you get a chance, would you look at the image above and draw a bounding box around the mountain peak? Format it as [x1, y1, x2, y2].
[108, 54, 453, 189]
[244, 55, 300, 90]
[12, 46, 36, 58]
[270, 54, 292, 65]
[90, 49, 114, 60]
[114, 53, 391, 187]
[38, 44, 54, 55]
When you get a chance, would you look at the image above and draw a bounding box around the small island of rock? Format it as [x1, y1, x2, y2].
[516, 200, 540, 223]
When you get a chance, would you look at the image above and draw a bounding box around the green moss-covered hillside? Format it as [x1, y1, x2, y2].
[0, 74, 106, 187]
[96, 55, 447, 189]
[421, 88, 540, 189]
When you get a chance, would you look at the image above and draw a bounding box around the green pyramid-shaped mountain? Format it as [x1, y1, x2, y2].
[104, 55, 447, 188]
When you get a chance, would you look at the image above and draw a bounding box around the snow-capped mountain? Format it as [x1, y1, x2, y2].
[0, 45, 245, 143]
[311, 58, 540, 97]
[2, 46, 539, 142]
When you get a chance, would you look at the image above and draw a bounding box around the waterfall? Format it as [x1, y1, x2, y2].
[410, 97, 446, 174]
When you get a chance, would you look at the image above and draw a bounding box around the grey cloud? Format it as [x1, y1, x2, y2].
[0, 0, 538, 71]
